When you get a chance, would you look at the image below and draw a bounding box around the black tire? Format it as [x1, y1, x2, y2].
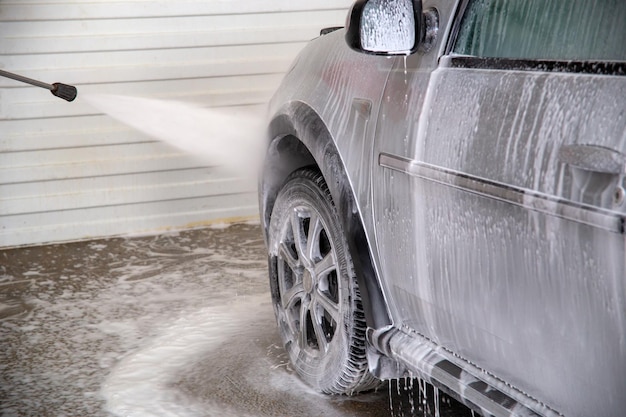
[267, 168, 380, 395]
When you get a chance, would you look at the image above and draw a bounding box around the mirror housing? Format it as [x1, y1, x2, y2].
[346, 0, 422, 55]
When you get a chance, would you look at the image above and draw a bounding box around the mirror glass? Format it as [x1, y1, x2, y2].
[360, 0, 416, 53]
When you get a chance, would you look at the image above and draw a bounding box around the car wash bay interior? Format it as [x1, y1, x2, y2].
[0, 0, 352, 248]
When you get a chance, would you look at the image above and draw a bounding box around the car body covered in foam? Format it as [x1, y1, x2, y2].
[259, 1, 626, 416]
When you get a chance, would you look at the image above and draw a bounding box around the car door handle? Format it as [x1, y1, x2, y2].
[558, 144, 626, 175]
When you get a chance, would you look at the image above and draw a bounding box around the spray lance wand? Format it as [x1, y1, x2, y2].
[0, 69, 77, 102]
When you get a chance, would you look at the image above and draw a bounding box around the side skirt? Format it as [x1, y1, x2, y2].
[368, 327, 563, 417]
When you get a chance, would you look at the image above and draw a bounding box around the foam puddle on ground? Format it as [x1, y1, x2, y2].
[0, 225, 280, 417]
[82, 94, 266, 176]
[102, 294, 269, 417]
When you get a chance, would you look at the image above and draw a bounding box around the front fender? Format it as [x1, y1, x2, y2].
[260, 101, 392, 331]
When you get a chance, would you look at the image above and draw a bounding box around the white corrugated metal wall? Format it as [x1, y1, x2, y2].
[0, 0, 352, 248]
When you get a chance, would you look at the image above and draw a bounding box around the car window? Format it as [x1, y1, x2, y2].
[453, 0, 626, 62]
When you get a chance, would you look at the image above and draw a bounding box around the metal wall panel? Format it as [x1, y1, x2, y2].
[0, 0, 352, 247]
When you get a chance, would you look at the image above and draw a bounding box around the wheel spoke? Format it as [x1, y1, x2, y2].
[277, 254, 300, 303]
[314, 291, 340, 323]
[278, 241, 300, 271]
[290, 208, 308, 265]
[306, 211, 323, 263]
[298, 299, 310, 350]
[314, 252, 336, 278]
[311, 305, 330, 353]
[281, 282, 305, 311]
[277, 309, 297, 345]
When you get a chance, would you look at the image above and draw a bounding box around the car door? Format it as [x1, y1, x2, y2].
[372, 1, 626, 415]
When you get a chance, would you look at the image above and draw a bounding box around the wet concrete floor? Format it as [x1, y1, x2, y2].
[0, 222, 472, 417]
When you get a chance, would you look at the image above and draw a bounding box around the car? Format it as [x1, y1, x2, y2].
[258, 1, 626, 416]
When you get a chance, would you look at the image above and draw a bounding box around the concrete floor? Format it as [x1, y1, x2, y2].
[0, 222, 471, 417]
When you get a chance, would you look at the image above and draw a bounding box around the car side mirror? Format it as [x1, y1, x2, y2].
[345, 0, 422, 55]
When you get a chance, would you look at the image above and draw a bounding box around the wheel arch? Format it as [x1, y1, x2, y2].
[260, 101, 391, 330]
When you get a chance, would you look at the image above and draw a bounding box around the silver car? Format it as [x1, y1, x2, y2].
[259, 1, 626, 416]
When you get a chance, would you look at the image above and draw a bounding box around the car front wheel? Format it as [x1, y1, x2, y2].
[267, 168, 379, 394]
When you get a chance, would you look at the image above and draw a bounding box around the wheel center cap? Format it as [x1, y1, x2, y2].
[303, 269, 314, 294]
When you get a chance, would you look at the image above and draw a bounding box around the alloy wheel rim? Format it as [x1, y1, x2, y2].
[276, 205, 341, 357]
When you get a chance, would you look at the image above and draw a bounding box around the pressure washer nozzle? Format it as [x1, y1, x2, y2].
[51, 83, 78, 102]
